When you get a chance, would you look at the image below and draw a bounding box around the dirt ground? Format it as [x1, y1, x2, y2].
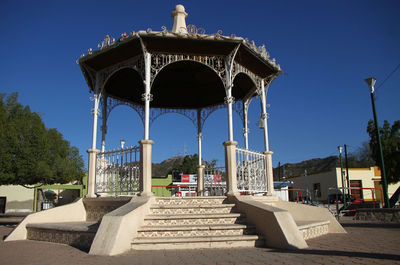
[1, 221, 400, 265]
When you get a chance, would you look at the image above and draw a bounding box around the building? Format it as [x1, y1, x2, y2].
[0, 177, 87, 213]
[288, 166, 399, 205]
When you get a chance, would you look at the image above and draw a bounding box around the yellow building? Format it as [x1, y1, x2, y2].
[288, 166, 399, 204]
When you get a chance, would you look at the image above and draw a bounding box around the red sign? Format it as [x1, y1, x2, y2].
[181, 174, 190, 182]
[214, 174, 221, 183]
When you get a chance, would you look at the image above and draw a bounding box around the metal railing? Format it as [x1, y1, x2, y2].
[95, 146, 140, 195]
[236, 147, 267, 193]
[204, 166, 226, 196]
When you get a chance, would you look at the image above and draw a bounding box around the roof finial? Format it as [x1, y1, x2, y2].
[171, 4, 188, 34]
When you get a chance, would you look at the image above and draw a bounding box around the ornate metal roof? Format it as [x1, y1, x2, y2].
[78, 5, 282, 112]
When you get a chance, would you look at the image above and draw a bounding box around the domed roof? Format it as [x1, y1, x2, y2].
[78, 5, 281, 110]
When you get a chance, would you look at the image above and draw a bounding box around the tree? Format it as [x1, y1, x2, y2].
[0, 93, 85, 186]
[367, 119, 400, 184]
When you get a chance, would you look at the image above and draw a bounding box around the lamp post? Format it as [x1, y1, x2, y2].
[304, 170, 309, 204]
[365, 77, 390, 208]
[338, 146, 346, 206]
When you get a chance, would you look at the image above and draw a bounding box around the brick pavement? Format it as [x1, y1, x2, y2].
[0, 220, 399, 265]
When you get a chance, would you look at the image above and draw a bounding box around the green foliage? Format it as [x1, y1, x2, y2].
[367, 119, 400, 184]
[170, 154, 199, 174]
[0, 93, 85, 185]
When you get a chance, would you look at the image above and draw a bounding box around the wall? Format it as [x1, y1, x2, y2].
[288, 167, 395, 203]
[0, 185, 34, 213]
[152, 174, 172, 196]
[289, 170, 337, 203]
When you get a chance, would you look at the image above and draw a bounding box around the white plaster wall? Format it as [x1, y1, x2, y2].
[0, 185, 34, 212]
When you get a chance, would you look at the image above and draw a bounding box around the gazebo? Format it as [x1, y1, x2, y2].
[79, 4, 282, 199]
[6, 5, 345, 254]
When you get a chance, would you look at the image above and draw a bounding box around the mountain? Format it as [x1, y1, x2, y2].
[273, 156, 339, 180]
[273, 154, 374, 180]
[152, 156, 184, 178]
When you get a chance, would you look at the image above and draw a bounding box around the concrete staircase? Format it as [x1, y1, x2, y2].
[131, 196, 263, 250]
[26, 197, 131, 251]
[24, 196, 332, 253]
[296, 220, 330, 240]
[251, 196, 331, 240]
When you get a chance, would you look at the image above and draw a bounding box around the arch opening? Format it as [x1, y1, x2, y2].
[151, 60, 225, 109]
[104, 68, 145, 105]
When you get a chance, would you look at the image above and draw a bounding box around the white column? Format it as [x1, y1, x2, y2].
[224, 141, 239, 197]
[197, 110, 202, 165]
[197, 165, 205, 196]
[226, 90, 234, 142]
[260, 79, 274, 196]
[139, 139, 154, 196]
[225, 59, 234, 142]
[144, 52, 151, 140]
[198, 133, 202, 165]
[91, 76, 100, 150]
[243, 101, 249, 150]
[87, 73, 101, 198]
[101, 96, 107, 152]
[265, 151, 275, 195]
[260, 79, 269, 152]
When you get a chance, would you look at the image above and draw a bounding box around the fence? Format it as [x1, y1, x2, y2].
[95, 146, 140, 195]
[204, 166, 226, 196]
[236, 147, 267, 193]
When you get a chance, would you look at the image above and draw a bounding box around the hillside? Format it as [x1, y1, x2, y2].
[273, 154, 374, 180]
[273, 156, 338, 180]
[152, 156, 184, 178]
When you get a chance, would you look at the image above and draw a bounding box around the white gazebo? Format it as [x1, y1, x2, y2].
[5, 5, 345, 255]
[79, 5, 281, 199]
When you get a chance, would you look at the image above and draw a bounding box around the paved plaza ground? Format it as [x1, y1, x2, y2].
[0, 217, 399, 265]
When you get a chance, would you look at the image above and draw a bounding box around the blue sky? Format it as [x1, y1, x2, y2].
[1, 0, 399, 169]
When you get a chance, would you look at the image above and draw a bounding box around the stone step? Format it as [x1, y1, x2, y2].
[26, 222, 99, 251]
[296, 220, 330, 240]
[137, 224, 256, 238]
[143, 213, 245, 226]
[131, 235, 264, 250]
[150, 204, 236, 215]
[83, 197, 131, 222]
[156, 196, 227, 206]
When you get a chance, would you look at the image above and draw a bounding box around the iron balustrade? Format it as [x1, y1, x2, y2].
[204, 166, 226, 196]
[95, 146, 140, 195]
[236, 147, 267, 193]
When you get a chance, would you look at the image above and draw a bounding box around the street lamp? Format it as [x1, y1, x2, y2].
[365, 77, 390, 208]
[337, 146, 346, 206]
[120, 139, 126, 149]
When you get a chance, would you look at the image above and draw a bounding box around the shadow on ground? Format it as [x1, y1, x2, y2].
[267, 248, 400, 261]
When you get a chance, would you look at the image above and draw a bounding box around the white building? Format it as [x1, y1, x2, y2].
[288, 166, 399, 204]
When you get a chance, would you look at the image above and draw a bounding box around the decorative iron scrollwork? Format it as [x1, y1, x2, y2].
[224, 96, 235, 105]
[95, 146, 140, 194]
[98, 35, 115, 50]
[236, 147, 267, 193]
[187, 24, 205, 35]
[141, 93, 153, 102]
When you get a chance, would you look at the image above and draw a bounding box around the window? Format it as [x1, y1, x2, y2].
[313, 183, 321, 198]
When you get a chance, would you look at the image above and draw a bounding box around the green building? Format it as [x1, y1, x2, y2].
[152, 175, 173, 197]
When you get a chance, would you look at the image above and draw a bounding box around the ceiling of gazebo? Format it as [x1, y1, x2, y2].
[80, 33, 280, 110]
[103, 59, 258, 110]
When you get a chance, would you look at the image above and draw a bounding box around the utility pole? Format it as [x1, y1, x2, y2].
[365, 77, 390, 208]
[338, 146, 346, 207]
[344, 144, 351, 197]
[278, 162, 281, 181]
[304, 170, 309, 203]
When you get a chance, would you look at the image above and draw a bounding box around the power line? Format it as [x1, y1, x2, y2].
[376, 63, 400, 90]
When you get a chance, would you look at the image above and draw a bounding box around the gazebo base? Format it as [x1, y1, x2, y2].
[5, 195, 344, 255]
